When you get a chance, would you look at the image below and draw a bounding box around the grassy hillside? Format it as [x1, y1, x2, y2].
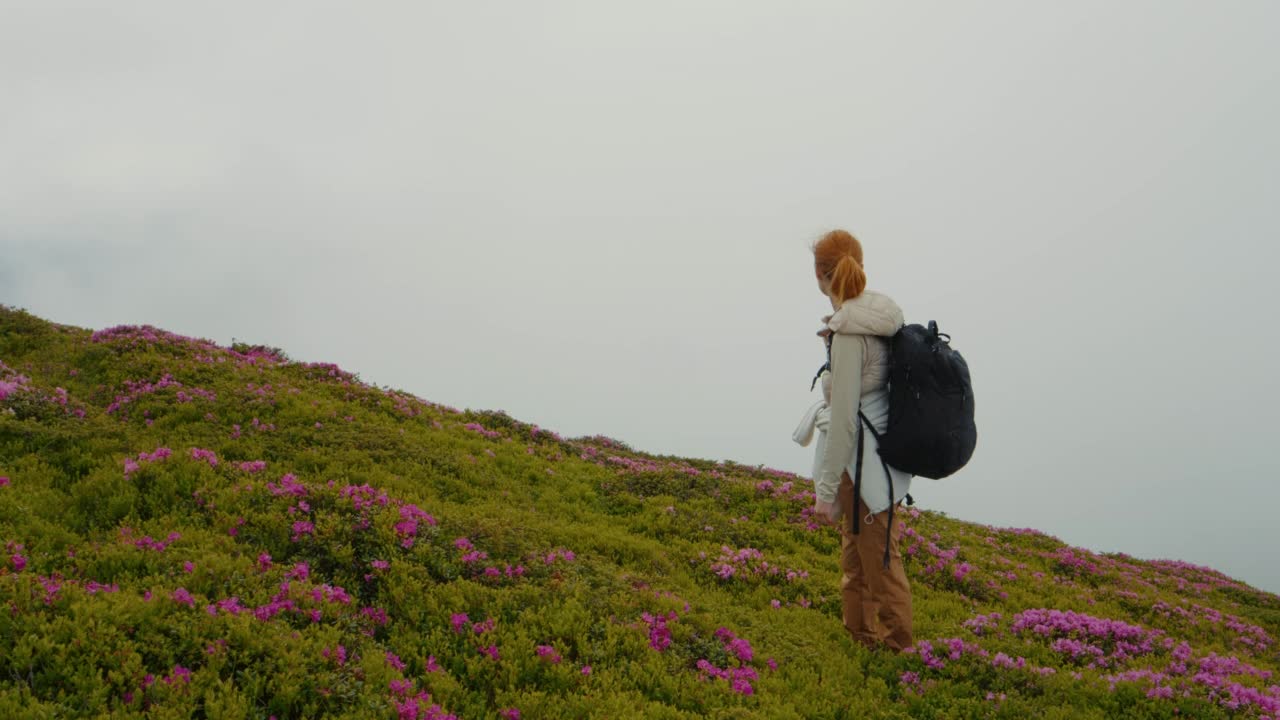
[1, 304, 1277, 719]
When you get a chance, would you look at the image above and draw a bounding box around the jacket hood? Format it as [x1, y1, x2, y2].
[826, 290, 904, 337]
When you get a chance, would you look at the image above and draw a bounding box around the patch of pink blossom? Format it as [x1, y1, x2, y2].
[463, 422, 501, 439]
[171, 588, 195, 607]
[705, 546, 809, 584]
[188, 447, 218, 467]
[394, 504, 436, 548]
[543, 548, 576, 564]
[290, 520, 314, 542]
[640, 611, 676, 652]
[695, 660, 759, 696]
[123, 447, 172, 477]
[267, 473, 308, 497]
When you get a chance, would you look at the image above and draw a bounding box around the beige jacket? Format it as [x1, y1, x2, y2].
[799, 291, 913, 513]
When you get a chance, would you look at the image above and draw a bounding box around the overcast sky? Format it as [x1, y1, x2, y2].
[2, 2, 1277, 594]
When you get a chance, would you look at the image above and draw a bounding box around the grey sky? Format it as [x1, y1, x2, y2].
[3, 2, 1278, 593]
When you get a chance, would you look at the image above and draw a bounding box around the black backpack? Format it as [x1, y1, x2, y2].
[878, 320, 977, 479]
[814, 320, 976, 479]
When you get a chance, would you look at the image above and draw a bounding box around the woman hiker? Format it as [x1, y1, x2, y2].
[794, 229, 915, 652]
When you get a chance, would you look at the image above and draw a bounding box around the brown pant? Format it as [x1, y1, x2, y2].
[836, 470, 914, 651]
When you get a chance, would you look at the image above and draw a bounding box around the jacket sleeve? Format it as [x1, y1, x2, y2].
[813, 333, 864, 504]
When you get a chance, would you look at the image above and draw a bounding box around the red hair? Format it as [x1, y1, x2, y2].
[812, 229, 866, 305]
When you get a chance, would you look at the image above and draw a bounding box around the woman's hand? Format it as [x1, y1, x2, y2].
[813, 498, 842, 526]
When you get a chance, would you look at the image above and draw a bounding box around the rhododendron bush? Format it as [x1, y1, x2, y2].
[1, 305, 1277, 719]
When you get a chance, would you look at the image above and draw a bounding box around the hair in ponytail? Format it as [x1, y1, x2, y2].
[812, 229, 867, 305]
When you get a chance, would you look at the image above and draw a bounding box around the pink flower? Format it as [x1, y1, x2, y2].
[543, 548, 576, 565]
[641, 612, 675, 652]
[189, 448, 218, 467]
[479, 645, 500, 661]
[425, 655, 442, 673]
[290, 520, 314, 542]
[171, 588, 195, 607]
[0, 476, 9, 487]
[726, 637, 754, 663]
[450, 613, 470, 634]
[268, 474, 307, 497]
[581, 665, 592, 676]
[464, 423, 501, 439]
[393, 504, 435, 546]
[991, 652, 1026, 669]
[962, 612, 1003, 636]
[385, 652, 405, 671]
[361, 606, 390, 628]
[285, 562, 310, 581]
[206, 597, 245, 616]
[389, 678, 413, 697]
[257, 553, 272, 572]
[322, 645, 347, 666]
[499, 709, 520, 720]
[10, 553, 26, 572]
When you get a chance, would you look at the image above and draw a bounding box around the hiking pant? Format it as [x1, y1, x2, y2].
[836, 469, 914, 651]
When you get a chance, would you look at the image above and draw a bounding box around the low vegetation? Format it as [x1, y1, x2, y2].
[1, 305, 1276, 718]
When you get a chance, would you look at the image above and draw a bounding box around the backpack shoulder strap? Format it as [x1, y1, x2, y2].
[851, 413, 864, 535]
[858, 410, 898, 569]
[810, 331, 833, 391]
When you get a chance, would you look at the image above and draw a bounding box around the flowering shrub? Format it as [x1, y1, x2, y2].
[702, 545, 810, 585]
[0, 304, 1276, 719]
[692, 627, 773, 695]
[908, 607, 1280, 717]
[462, 422, 501, 440]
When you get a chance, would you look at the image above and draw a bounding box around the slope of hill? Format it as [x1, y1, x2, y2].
[1, 305, 1277, 719]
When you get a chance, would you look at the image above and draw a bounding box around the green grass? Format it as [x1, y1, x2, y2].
[1, 305, 1277, 719]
